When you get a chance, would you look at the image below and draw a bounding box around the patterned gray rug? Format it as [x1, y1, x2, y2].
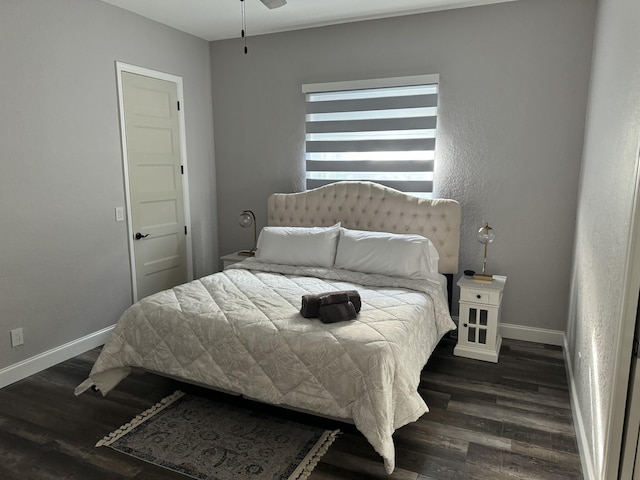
[97, 391, 339, 480]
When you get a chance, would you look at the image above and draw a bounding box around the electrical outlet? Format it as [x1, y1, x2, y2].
[10, 328, 24, 347]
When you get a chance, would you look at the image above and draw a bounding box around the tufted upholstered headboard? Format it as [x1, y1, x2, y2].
[267, 181, 461, 274]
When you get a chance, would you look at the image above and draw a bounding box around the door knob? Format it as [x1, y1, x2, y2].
[135, 232, 150, 240]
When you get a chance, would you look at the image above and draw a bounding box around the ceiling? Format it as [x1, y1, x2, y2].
[98, 0, 517, 42]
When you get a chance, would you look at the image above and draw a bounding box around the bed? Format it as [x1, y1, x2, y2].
[75, 181, 461, 474]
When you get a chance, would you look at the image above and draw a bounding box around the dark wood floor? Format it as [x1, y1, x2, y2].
[0, 337, 582, 479]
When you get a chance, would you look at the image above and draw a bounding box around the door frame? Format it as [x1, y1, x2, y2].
[115, 62, 194, 302]
[610, 139, 640, 479]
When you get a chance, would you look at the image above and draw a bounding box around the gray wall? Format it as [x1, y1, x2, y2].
[0, 0, 217, 369]
[567, 0, 640, 476]
[211, 0, 596, 330]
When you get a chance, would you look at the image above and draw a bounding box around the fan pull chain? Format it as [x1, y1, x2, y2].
[241, 0, 248, 54]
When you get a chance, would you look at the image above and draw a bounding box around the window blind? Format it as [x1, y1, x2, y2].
[302, 75, 438, 195]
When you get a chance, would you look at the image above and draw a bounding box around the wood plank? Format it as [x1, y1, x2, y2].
[0, 338, 583, 479]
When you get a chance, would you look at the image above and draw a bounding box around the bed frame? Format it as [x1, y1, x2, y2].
[268, 181, 461, 301]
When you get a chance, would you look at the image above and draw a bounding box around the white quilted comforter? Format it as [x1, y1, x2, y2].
[76, 261, 455, 474]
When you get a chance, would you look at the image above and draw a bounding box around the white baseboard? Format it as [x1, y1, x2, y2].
[0, 325, 114, 390]
[450, 317, 565, 346]
[563, 335, 596, 480]
[499, 322, 565, 346]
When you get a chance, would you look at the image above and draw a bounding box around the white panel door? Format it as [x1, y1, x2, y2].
[121, 71, 188, 300]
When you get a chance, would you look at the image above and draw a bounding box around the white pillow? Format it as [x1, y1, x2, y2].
[254, 223, 340, 268]
[334, 227, 440, 278]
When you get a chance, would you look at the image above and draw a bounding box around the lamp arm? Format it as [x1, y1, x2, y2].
[482, 242, 488, 274]
[252, 220, 257, 251]
[244, 210, 257, 251]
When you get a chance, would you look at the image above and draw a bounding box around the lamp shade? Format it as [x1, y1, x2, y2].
[477, 223, 495, 245]
[238, 210, 255, 228]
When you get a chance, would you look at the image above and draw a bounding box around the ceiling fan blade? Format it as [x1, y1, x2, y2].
[260, 0, 287, 9]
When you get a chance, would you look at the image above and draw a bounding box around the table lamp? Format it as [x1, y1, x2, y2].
[473, 222, 495, 281]
[238, 210, 256, 256]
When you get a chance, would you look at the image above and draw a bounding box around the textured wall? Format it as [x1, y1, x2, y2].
[0, 0, 217, 369]
[566, 0, 640, 476]
[211, 0, 596, 331]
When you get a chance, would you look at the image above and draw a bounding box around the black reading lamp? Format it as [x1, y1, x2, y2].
[238, 210, 257, 256]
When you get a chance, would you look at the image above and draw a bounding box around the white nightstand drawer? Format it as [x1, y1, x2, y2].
[460, 288, 501, 306]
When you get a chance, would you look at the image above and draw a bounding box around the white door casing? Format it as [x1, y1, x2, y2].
[616, 140, 640, 479]
[620, 312, 640, 479]
[116, 63, 193, 301]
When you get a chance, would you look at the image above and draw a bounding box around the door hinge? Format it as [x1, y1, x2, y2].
[634, 338, 639, 358]
[185, 226, 188, 235]
[181, 165, 184, 174]
[177, 100, 180, 111]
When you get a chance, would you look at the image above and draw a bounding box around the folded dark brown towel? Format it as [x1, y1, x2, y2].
[300, 290, 361, 318]
[318, 301, 357, 323]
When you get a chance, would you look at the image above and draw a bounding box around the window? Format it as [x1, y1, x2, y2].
[302, 74, 438, 197]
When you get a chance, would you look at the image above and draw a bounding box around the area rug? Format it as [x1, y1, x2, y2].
[96, 391, 339, 480]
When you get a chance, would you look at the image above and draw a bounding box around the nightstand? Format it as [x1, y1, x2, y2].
[454, 275, 506, 363]
[220, 251, 249, 270]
